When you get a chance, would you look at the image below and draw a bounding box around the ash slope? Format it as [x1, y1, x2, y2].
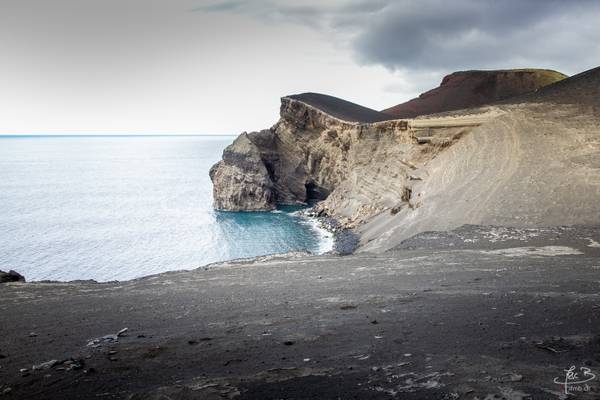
[360, 66, 600, 251]
[382, 69, 567, 118]
[210, 66, 600, 251]
[1, 225, 599, 399]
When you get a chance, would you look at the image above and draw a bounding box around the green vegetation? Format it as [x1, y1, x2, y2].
[455, 68, 568, 87]
[522, 69, 569, 86]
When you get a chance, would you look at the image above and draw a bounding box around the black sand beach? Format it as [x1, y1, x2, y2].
[1, 225, 599, 399]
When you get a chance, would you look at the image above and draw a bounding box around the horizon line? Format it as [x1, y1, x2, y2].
[0, 134, 237, 138]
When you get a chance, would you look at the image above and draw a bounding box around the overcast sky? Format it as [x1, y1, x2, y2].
[2, 0, 599, 135]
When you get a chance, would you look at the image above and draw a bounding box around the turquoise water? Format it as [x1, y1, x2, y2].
[0, 136, 331, 282]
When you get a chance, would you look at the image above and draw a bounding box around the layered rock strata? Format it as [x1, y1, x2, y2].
[210, 95, 484, 225]
[211, 67, 600, 251]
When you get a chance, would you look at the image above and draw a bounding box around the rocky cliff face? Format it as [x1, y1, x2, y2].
[209, 131, 276, 211]
[210, 96, 427, 225]
[211, 67, 600, 252]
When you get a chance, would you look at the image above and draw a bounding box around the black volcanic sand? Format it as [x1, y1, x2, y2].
[1, 225, 600, 399]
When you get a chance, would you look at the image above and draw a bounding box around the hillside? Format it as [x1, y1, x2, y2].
[360, 66, 600, 251]
[210, 66, 599, 254]
[286, 92, 394, 123]
[382, 69, 567, 118]
[516, 65, 600, 105]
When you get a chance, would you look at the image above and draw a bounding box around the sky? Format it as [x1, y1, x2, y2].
[1, 0, 599, 135]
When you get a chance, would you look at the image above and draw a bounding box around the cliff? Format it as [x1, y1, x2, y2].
[209, 93, 400, 212]
[210, 95, 427, 224]
[210, 91, 498, 224]
[286, 92, 394, 123]
[382, 69, 567, 118]
[210, 66, 600, 251]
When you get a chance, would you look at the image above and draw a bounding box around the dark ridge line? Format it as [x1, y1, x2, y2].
[285, 92, 396, 124]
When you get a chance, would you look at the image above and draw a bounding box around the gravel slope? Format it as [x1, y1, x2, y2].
[1, 225, 599, 399]
[359, 68, 600, 252]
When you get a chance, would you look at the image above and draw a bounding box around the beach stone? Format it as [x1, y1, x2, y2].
[32, 360, 58, 370]
[0, 270, 25, 283]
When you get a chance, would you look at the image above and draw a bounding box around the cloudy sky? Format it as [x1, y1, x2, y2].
[2, 0, 599, 135]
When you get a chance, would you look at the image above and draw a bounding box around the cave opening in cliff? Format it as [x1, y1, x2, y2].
[305, 181, 329, 202]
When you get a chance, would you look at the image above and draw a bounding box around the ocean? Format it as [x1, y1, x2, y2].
[0, 135, 332, 282]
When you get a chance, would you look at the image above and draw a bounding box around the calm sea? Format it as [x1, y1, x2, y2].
[0, 136, 331, 282]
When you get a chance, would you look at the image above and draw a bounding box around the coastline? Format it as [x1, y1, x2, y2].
[7, 206, 347, 285]
[300, 207, 360, 256]
[2, 224, 599, 399]
[3, 3, 600, 397]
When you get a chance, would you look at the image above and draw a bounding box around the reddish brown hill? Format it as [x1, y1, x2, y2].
[382, 69, 567, 118]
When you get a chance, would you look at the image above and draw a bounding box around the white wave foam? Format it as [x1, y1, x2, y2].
[305, 216, 334, 254]
[279, 209, 333, 254]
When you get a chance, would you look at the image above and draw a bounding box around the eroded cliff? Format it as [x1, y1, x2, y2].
[210, 67, 600, 251]
[210, 94, 486, 225]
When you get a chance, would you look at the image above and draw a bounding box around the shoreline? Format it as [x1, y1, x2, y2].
[293, 209, 334, 255]
[300, 207, 360, 256]
[4, 205, 346, 285]
[1, 224, 599, 399]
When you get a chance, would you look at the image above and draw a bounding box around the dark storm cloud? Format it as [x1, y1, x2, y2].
[201, 0, 600, 75]
[349, 0, 600, 73]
